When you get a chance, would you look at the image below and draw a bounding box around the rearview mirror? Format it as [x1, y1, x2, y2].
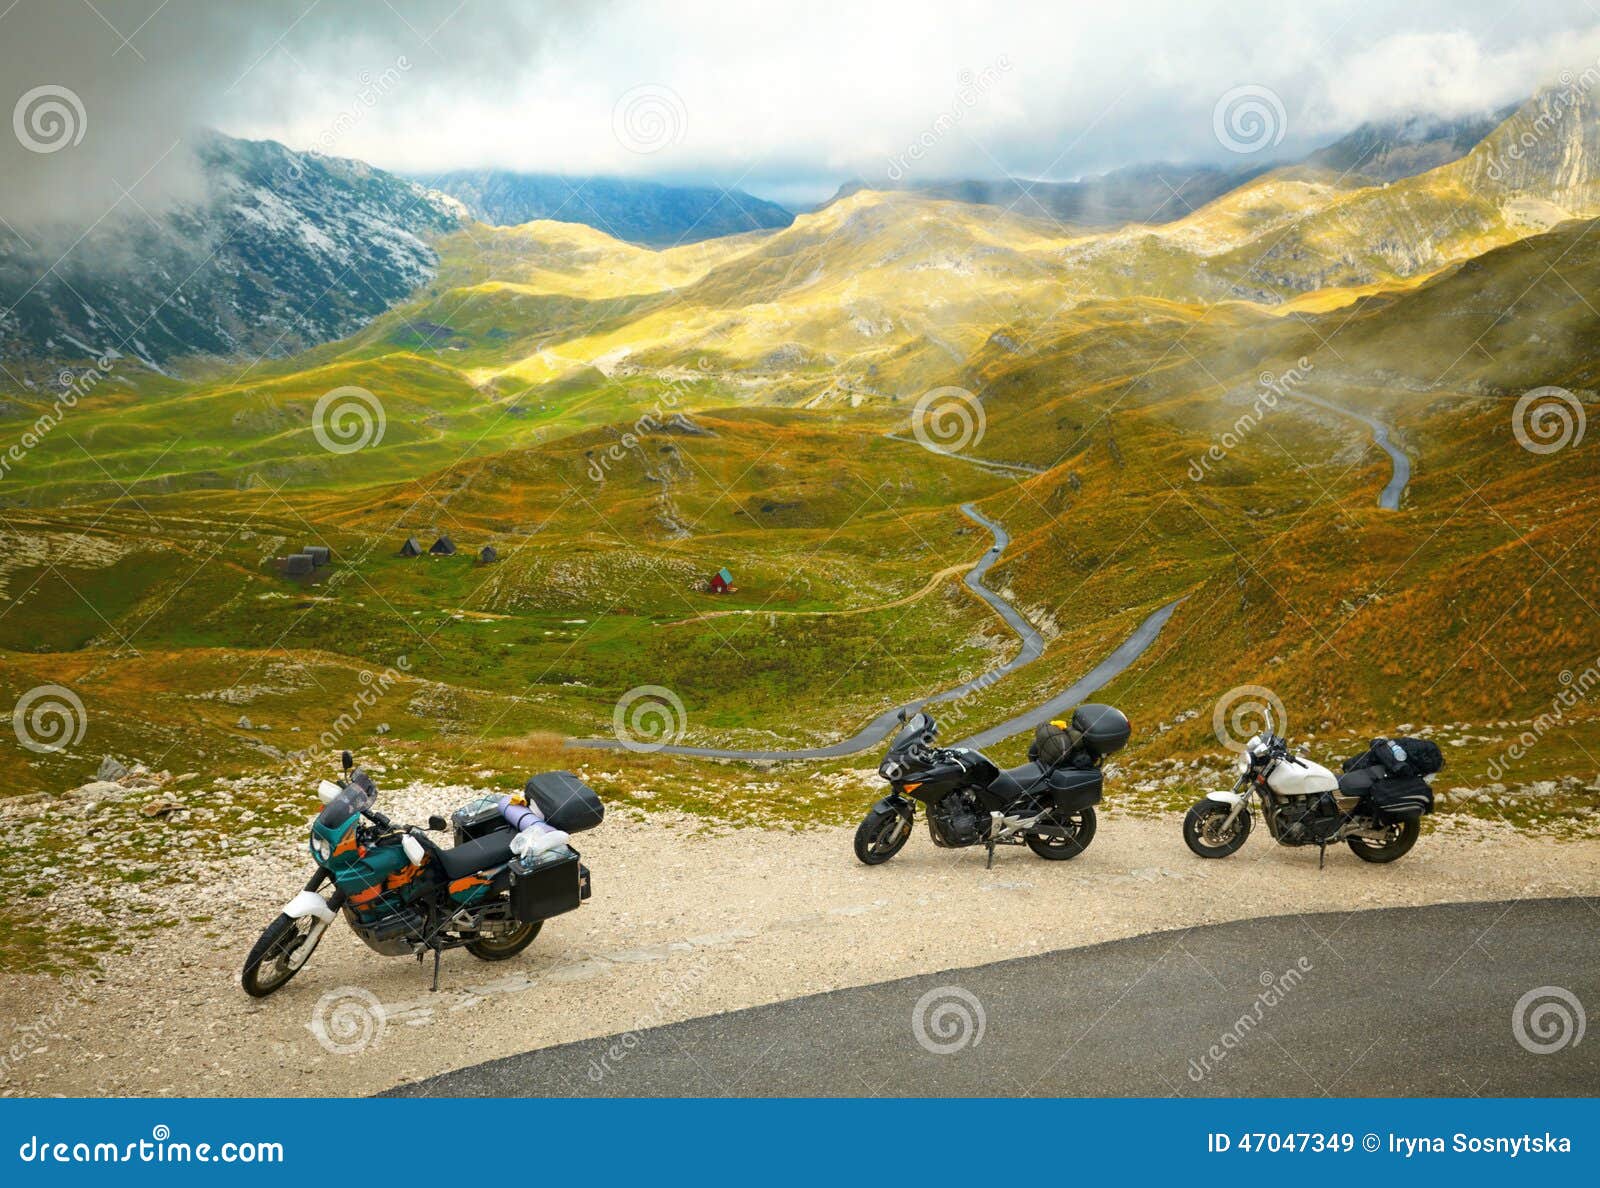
[341, 750, 354, 772]
[427, 815, 448, 832]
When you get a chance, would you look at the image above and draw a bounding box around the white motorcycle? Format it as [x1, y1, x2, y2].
[1183, 712, 1429, 866]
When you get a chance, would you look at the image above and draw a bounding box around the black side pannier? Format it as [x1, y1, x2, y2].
[1366, 774, 1434, 821]
[524, 771, 605, 834]
[507, 847, 587, 922]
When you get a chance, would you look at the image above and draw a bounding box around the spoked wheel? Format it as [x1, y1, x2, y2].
[1347, 817, 1421, 863]
[1026, 807, 1097, 860]
[1183, 799, 1252, 858]
[466, 920, 542, 960]
[242, 912, 325, 998]
[854, 806, 913, 865]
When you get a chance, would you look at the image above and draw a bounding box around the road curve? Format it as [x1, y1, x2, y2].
[389, 897, 1600, 1098]
[1291, 393, 1411, 509]
[567, 504, 1177, 760]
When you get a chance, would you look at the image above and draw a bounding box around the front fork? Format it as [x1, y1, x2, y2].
[1205, 781, 1255, 830]
[281, 868, 343, 970]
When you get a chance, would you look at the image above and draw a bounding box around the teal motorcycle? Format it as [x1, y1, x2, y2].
[242, 751, 601, 996]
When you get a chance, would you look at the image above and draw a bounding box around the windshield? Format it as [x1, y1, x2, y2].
[316, 773, 376, 828]
[889, 712, 931, 753]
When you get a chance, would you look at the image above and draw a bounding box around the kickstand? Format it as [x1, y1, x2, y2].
[1318, 841, 1326, 871]
[430, 945, 442, 992]
[984, 837, 996, 869]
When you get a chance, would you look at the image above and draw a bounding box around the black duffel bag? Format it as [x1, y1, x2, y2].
[1342, 736, 1444, 778]
[524, 771, 606, 833]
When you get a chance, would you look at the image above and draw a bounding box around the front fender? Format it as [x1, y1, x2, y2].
[873, 794, 914, 821]
[283, 889, 335, 923]
[1204, 790, 1245, 807]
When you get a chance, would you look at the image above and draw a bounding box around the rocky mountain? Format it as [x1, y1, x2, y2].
[425, 170, 794, 245]
[0, 133, 463, 372]
[1301, 107, 1516, 182]
[824, 162, 1269, 227]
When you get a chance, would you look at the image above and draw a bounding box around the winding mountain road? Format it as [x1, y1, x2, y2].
[1291, 393, 1411, 509]
[567, 503, 1179, 760]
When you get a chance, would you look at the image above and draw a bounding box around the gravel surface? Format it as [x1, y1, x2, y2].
[2, 781, 1597, 1098]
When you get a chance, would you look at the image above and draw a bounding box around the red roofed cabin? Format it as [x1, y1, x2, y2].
[708, 567, 735, 594]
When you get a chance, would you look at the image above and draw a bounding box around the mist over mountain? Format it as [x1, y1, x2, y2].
[424, 171, 794, 245]
[822, 162, 1270, 227]
[1302, 107, 1518, 182]
[0, 134, 462, 373]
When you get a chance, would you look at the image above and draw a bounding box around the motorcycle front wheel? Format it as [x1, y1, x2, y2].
[1183, 800, 1252, 858]
[1026, 807, 1096, 859]
[242, 912, 325, 998]
[466, 920, 543, 960]
[854, 805, 912, 865]
[1347, 817, 1421, 863]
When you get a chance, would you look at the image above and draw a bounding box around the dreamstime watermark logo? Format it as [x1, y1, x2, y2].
[13, 84, 86, 153]
[1486, 653, 1600, 780]
[884, 56, 1012, 181]
[1188, 360, 1313, 481]
[0, 355, 120, 482]
[1, 970, 96, 1083]
[1512, 386, 1586, 455]
[910, 386, 985, 455]
[587, 357, 715, 482]
[312, 386, 386, 454]
[912, 985, 986, 1055]
[312, 57, 411, 157]
[612, 84, 686, 154]
[308, 986, 386, 1055]
[1486, 61, 1600, 182]
[1212, 684, 1285, 753]
[12, 684, 87, 754]
[1188, 958, 1313, 1081]
[612, 685, 687, 753]
[587, 955, 714, 1084]
[1512, 986, 1585, 1055]
[1212, 84, 1286, 154]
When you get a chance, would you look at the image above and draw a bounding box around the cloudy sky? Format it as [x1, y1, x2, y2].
[5, 0, 1600, 219]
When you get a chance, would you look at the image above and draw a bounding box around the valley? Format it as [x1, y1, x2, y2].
[2, 83, 1599, 982]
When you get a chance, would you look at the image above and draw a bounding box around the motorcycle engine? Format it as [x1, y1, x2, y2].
[1276, 793, 1345, 845]
[929, 790, 981, 847]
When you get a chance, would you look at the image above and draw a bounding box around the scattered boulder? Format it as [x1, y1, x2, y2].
[237, 715, 252, 730]
[376, 723, 391, 735]
[140, 799, 184, 818]
[97, 755, 128, 782]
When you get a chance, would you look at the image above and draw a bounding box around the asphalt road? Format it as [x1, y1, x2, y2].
[390, 898, 1599, 1098]
[568, 503, 1179, 760]
[1291, 393, 1412, 509]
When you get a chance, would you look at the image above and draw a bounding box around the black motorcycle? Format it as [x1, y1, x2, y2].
[854, 704, 1131, 868]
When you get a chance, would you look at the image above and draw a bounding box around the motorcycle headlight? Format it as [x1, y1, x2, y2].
[880, 759, 903, 782]
[1236, 752, 1251, 776]
[311, 834, 332, 862]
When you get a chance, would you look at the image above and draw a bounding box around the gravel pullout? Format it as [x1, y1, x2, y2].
[4, 804, 1596, 1099]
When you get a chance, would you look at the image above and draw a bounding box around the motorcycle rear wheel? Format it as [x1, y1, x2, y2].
[1347, 817, 1421, 863]
[1183, 800, 1252, 858]
[854, 806, 912, 865]
[1026, 807, 1096, 859]
[242, 912, 323, 998]
[466, 920, 543, 960]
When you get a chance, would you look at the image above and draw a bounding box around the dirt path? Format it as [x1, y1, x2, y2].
[4, 788, 1595, 1099]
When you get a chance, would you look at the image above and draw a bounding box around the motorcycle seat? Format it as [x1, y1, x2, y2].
[1336, 768, 1378, 795]
[438, 828, 517, 880]
[990, 761, 1050, 800]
